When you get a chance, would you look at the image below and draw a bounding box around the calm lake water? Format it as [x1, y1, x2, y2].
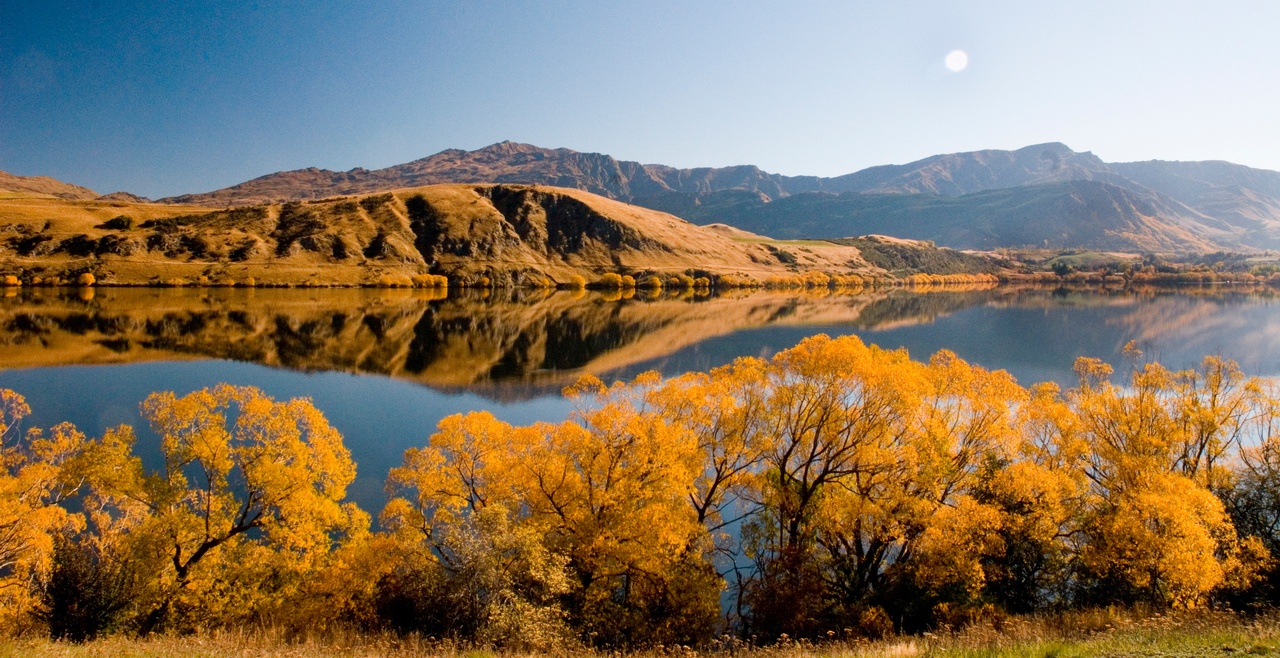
[3, 284, 1280, 513]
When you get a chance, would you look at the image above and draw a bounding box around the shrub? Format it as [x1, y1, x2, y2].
[598, 273, 623, 289]
[564, 274, 587, 290]
[375, 508, 573, 651]
[77, 273, 96, 286]
[37, 535, 139, 642]
[2, 275, 19, 287]
[716, 274, 759, 288]
[801, 272, 830, 288]
[620, 275, 636, 289]
[411, 273, 448, 288]
[637, 275, 663, 290]
[95, 215, 133, 231]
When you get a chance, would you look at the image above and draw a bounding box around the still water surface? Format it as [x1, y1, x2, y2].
[3, 285, 1280, 512]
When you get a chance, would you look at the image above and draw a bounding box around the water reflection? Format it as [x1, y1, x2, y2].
[0, 285, 1010, 398]
[4, 286, 1280, 397]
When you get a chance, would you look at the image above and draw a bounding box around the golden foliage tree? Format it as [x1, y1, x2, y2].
[78, 384, 365, 633]
[0, 391, 89, 631]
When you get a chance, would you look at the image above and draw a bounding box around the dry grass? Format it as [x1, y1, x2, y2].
[0, 172, 98, 200]
[0, 184, 883, 287]
[2, 610, 1277, 658]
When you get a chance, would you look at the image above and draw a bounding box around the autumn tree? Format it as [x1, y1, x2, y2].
[547, 374, 716, 645]
[1220, 382, 1280, 603]
[872, 350, 1026, 624]
[1067, 353, 1262, 607]
[381, 411, 572, 648]
[740, 335, 927, 636]
[80, 384, 365, 633]
[0, 390, 88, 631]
[968, 381, 1086, 613]
[385, 375, 722, 647]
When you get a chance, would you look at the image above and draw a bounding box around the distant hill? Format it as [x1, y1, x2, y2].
[0, 183, 876, 286]
[151, 142, 1280, 253]
[682, 181, 1220, 252]
[1109, 160, 1280, 246]
[156, 141, 800, 209]
[0, 169, 99, 200]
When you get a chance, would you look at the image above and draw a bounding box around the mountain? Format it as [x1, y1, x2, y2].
[154, 142, 1280, 252]
[814, 142, 1120, 195]
[642, 145, 1280, 250]
[164, 141, 1133, 207]
[0, 183, 873, 286]
[682, 180, 1219, 252]
[1110, 160, 1280, 245]
[0, 169, 99, 200]
[157, 141, 798, 209]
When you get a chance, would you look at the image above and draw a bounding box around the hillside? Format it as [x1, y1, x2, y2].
[816, 142, 1120, 195]
[150, 142, 1280, 252]
[684, 181, 1220, 252]
[0, 170, 100, 200]
[0, 184, 874, 286]
[1110, 159, 1280, 244]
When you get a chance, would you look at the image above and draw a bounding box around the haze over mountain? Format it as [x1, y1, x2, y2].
[146, 141, 1280, 253]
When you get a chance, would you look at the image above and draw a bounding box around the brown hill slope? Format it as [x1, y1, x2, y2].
[0, 170, 99, 200]
[0, 183, 873, 286]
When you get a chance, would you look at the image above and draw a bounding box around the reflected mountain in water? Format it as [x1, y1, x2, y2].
[5, 284, 1277, 399]
[1, 286, 1016, 398]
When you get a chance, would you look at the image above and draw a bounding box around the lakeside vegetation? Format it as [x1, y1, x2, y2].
[3, 334, 1280, 652]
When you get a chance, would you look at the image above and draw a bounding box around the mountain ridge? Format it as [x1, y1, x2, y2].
[11, 141, 1280, 252]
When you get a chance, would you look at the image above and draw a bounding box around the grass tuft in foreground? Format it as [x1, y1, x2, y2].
[1, 610, 1277, 658]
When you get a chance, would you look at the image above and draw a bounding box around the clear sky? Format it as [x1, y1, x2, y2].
[2, 1, 1278, 198]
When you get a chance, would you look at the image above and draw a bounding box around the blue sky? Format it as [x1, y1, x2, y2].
[2, 1, 1278, 198]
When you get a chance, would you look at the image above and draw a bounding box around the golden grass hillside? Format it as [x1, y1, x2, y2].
[0, 170, 99, 200]
[0, 184, 876, 287]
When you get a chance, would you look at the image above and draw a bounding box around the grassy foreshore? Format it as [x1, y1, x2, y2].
[1, 610, 1276, 658]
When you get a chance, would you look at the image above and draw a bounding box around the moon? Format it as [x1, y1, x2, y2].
[945, 50, 969, 73]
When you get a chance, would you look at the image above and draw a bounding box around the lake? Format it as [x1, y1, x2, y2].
[3, 284, 1280, 513]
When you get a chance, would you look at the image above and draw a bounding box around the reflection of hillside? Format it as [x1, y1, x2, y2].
[3, 285, 1274, 400]
[847, 289, 998, 331]
[968, 287, 1278, 350]
[0, 288, 897, 398]
[1097, 291, 1276, 349]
